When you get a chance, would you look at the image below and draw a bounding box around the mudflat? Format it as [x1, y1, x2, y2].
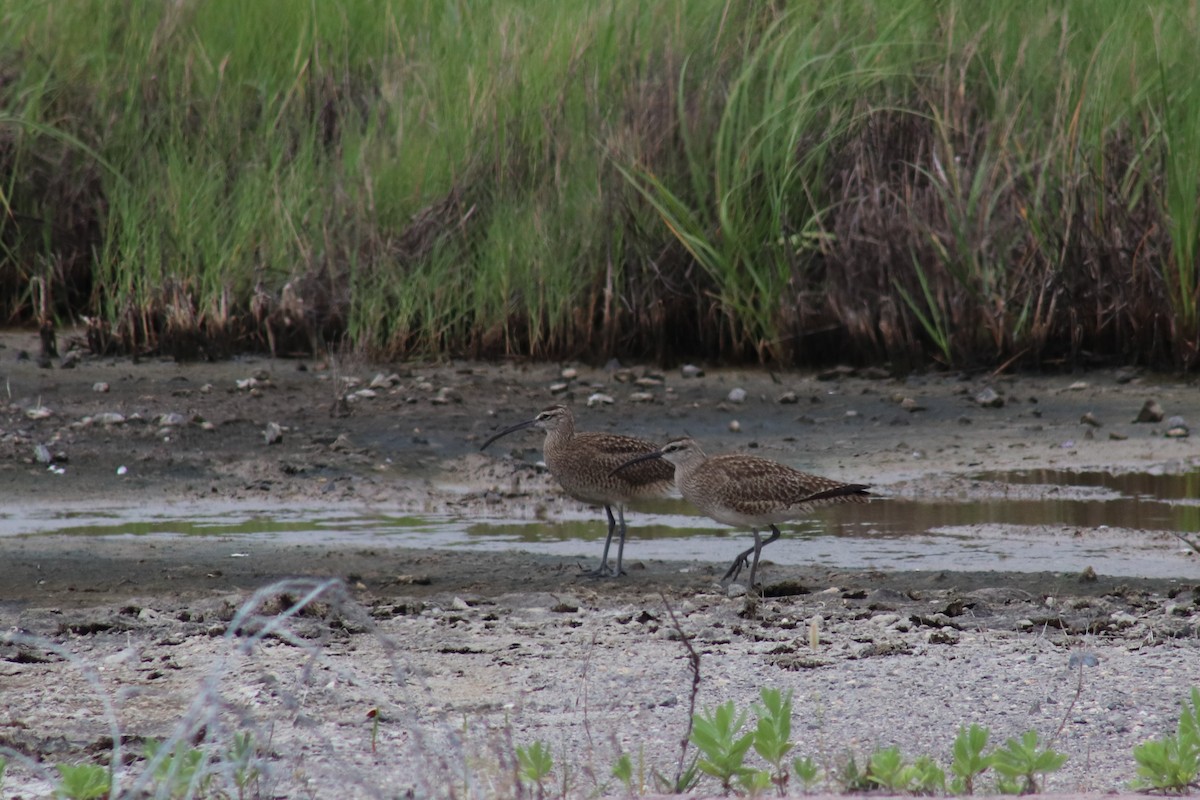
[1, 329, 1198, 797]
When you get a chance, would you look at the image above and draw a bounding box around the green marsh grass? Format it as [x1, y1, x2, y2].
[2, 1, 1200, 367]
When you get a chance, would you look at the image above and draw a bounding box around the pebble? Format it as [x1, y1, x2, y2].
[92, 382, 110, 393]
[369, 373, 395, 389]
[777, 391, 798, 404]
[1080, 411, 1101, 427]
[1165, 416, 1189, 438]
[629, 392, 654, 403]
[263, 422, 283, 445]
[34, 444, 52, 464]
[728, 420, 741, 432]
[634, 376, 662, 388]
[549, 382, 570, 395]
[157, 413, 187, 427]
[586, 393, 614, 407]
[1135, 399, 1164, 423]
[25, 407, 52, 420]
[900, 397, 924, 412]
[727, 387, 747, 404]
[93, 412, 126, 425]
[560, 367, 578, 380]
[975, 387, 1003, 408]
[681, 364, 704, 378]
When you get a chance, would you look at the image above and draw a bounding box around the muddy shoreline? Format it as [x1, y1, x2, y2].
[1, 330, 1199, 797]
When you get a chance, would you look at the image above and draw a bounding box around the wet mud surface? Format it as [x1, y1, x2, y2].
[1, 329, 1199, 796]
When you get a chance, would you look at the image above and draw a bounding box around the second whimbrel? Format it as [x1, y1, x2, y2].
[480, 404, 674, 577]
[613, 437, 870, 588]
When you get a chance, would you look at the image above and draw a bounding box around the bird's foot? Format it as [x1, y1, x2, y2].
[579, 563, 624, 579]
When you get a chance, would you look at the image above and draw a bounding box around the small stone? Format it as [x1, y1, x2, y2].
[634, 376, 663, 388]
[560, 367, 578, 380]
[728, 420, 741, 432]
[200, 383, 213, 394]
[92, 382, 110, 393]
[1165, 416, 1189, 438]
[586, 393, 614, 407]
[629, 391, 654, 403]
[681, 364, 704, 378]
[25, 407, 52, 420]
[1080, 412, 1101, 427]
[433, 387, 463, 405]
[975, 387, 1004, 408]
[1108, 431, 1128, 441]
[263, 422, 283, 445]
[777, 391, 798, 404]
[1078, 565, 1098, 582]
[1068, 381, 1088, 390]
[352, 388, 378, 400]
[94, 412, 126, 425]
[727, 387, 747, 404]
[1135, 399, 1164, 423]
[34, 444, 52, 464]
[157, 413, 187, 427]
[817, 365, 856, 381]
[549, 382, 570, 395]
[900, 397, 924, 412]
[369, 373, 393, 389]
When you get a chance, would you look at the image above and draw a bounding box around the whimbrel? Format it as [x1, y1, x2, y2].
[480, 404, 674, 577]
[613, 437, 870, 588]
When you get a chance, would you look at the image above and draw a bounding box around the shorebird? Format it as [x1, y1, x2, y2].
[480, 404, 674, 577]
[613, 437, 870, 588]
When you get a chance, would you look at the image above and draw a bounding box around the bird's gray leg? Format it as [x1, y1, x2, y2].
[582, 505, 618, 577]
[748, 525, 782, 588]
[723, 542, 754, 582]
[613, 505, 629, 577]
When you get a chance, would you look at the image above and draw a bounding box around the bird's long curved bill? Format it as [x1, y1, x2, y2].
[479, 418, 538, 451]
[608, 449, 664, 477]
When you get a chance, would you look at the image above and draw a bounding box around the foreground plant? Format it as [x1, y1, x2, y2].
[752, 688, 795, 794]
[1132, 686, 1200, 793]
[989, 731, 1067, 794]
[950, 723, 992, 794]
[144, 738, 211, 798]
[691, 700, 756, 792]
[516, 740, 554, 799]
[791, 755, 821, 792]
[54, 763, 110, 800]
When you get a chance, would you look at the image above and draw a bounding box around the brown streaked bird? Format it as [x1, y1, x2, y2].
[613, 437, 870, 588]
[480, 404, 675, 577]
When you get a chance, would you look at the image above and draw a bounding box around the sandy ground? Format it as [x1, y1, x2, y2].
[1, 329, 1199, 798]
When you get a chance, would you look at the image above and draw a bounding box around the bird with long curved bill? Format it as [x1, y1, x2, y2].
[612, 437, 871, 589]
[480, 404, 674, 577]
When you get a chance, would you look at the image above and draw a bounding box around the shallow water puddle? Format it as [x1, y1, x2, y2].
[3, 469, 1197, 579]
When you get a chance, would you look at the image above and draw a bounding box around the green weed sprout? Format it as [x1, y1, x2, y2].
[612, 753, 634, 794]
[752, 688, 795, 794]
[906, 755, 948, 795]
[228, 731, 261, 800]
[864, 746, 943, 794]
[55, 763, 110, 800]
[1131, 686, 1200, 793]
[516, 740, 554, 798]
[144, 738, 209, 799]
[950, 723, 992, 794]
[0, 756, 6, 790]
[791, 755, 821, 792]
[691, 699, 755, 793]
[990, 730, 1067, 794]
